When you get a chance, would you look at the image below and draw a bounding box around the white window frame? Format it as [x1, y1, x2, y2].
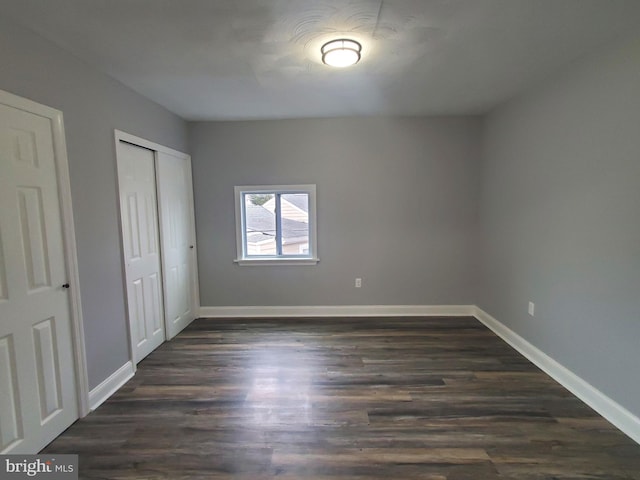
[234, 184, 319, 266]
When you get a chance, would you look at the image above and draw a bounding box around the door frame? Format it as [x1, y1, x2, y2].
[113, 130, 199, 369]
[0, 89, 90, 418]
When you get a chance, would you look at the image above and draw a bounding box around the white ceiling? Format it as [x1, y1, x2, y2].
[2, 0, 639, 120]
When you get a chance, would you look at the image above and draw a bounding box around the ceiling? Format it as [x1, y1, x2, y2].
[2, 0, 639, 120]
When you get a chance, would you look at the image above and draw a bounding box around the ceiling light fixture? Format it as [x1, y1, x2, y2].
[321, 39, 362, 68]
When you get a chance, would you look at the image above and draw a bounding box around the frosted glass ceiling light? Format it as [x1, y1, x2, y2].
[321, 39, 362, 67]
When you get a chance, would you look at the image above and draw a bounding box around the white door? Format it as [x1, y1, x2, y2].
[116, 142, 165, 363]
[0, 102, 78, 453]
[157, 152, 198, 339]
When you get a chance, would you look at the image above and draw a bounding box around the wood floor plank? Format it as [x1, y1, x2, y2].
[42, 317, 640, 479]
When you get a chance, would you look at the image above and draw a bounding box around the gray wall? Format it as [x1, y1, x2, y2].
[0, 18, 188, 389]
[190, 116, 482, 307]
[479, 33, 640, 417]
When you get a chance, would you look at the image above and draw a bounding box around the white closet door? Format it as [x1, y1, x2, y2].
[157, 152, 198, 339]
[116, 141, 165, 363]
[0, 102, 78, 453]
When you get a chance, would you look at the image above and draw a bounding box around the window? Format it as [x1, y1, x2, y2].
[234, 185, 318, 265]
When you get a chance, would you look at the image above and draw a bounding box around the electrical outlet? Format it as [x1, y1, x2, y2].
[355, 278, 362, 288]
[528, 301, 535, 316]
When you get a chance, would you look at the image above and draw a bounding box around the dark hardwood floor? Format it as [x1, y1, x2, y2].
[43, 317, 640, 479]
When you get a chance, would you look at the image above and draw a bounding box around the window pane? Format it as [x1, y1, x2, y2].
[280, 193, 310, 256]
[244, 194, 276, 255]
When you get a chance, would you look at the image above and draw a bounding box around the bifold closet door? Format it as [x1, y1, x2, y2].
[116, 141, 165, 363]
[156, 152, 198, 339]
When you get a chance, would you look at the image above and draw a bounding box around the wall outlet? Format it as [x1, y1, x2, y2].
[355, 278, 362, 288]
[528, 301, 535, 316]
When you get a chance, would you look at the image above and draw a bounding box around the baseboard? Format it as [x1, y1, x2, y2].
[472, 306, 640, 445]
[199, 304, 475, 318]
[88, 361, 135, 411]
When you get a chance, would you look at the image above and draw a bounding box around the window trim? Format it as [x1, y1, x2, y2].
[234, 184, 319, 266]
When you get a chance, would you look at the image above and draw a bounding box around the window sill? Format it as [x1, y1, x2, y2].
[234, 257, 320, 266]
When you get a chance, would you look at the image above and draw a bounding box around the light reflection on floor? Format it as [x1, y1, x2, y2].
[245, 347, 314, 426]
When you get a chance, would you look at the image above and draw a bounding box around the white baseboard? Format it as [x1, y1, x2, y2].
[199, 304, 475, 318]
[88, 361, 135, 411]
[473, 306, 640, 445]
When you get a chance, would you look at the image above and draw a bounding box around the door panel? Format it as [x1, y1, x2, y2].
[32, 317, 62, 419]
[0, 102, 78, 453]
[157, 152, 198, 339]
[131, 278, 145, 346]
[116, 142, 165, 363]
[18, 187, 51, 290]
[0, 335, 22, 448]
